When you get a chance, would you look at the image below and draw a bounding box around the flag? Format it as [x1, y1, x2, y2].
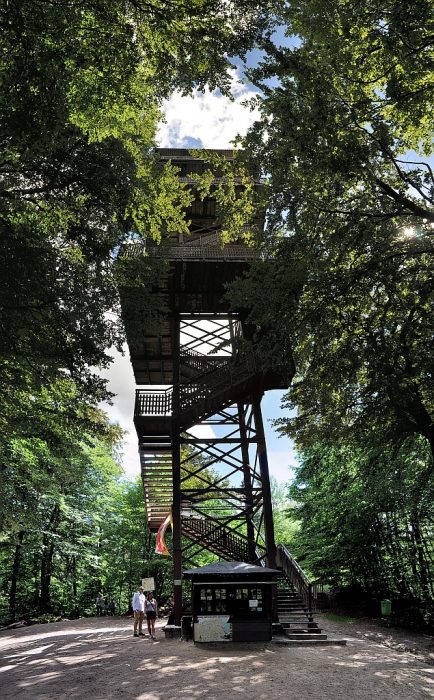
[155, 511, 173, 555]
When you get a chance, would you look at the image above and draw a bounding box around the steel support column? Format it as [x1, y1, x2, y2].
[252, 394, 276, 568]
[252, 392, 278, 623]
[238, 402, 256, 562]
[171, 314, 182, 626]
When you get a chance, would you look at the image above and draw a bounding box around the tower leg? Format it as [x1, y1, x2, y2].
[238, 402, 256, 562]
[252, 393, 278, 622]
[172, 314, 182, 626]
[172, 430, 182, 626]
[252, 394, 276, 568]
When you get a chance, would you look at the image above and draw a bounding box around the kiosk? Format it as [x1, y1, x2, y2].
[184, 561, 279, 643]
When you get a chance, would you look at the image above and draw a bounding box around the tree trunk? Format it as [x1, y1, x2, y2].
[39, 504, 60, 614]
[9, 530, 25, 622]
[72, 555, 77, 598]
[411, 514, 432, 599]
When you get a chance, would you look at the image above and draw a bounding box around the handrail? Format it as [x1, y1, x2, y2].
[118, 238, 258, 262]
[135, 352, 256, 419]
[181, 348, 229, 377]
[182, 517, 249, 560]
[276, 544, 325, 617]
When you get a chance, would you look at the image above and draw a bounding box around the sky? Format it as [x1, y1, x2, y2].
[101, 61, 299, 486]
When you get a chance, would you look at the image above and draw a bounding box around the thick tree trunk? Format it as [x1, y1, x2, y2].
[9, 530, 25, 622]
[39, 504, 60, 614]
[39, 540, 55, 614]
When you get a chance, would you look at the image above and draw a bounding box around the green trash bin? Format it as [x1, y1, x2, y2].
[381, 599, 392, 616]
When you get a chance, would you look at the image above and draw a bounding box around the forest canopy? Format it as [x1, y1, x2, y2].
[226, 0, 434, 614]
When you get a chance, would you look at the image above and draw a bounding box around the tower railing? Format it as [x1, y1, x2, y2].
[135, 352, 257, 419]
[119, 237, 258, 261]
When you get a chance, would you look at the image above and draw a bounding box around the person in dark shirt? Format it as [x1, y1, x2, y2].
[145, 591, 158, 639]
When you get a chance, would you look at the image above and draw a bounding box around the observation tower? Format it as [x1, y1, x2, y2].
[120, 149, 289, 625]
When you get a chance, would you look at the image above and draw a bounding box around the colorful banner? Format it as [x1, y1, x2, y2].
[155, 511, 173, 556]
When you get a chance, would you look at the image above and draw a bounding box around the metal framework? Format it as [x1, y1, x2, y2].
[121, 149, 287, 625]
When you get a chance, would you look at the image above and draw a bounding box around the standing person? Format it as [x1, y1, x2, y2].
[132, 586, 146, 637]
[145, 591, 158, 639]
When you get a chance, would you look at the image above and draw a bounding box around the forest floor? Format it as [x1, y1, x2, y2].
[0, 613, 433, 700]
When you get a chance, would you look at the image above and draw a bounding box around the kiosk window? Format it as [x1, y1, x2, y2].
[200, 588, 214, 613]
[199, 587, 227, 614]
[198, 586, 265, 615]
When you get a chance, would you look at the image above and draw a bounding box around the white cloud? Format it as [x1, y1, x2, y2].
[157, 70, 260, 149]
[267, 450, 298, 485]
[99, 346, 139, 479]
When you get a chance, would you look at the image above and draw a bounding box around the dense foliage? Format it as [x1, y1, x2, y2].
[0, 381, 176, 624]
[288, 440, 433, 605]
[227, 0, 434, 614]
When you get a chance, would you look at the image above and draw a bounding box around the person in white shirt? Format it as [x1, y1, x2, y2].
[132, 586, 145, 637]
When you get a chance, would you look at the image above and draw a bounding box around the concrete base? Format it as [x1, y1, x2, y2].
[163, 625, 182, 639]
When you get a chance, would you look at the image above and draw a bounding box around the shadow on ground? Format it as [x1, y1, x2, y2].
[0, 617, 433, 699]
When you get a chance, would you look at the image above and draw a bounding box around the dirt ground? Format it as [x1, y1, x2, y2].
[0, 614, 433, 700]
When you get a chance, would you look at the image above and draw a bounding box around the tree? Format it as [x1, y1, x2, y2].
[98, 478, 174, 608]
[0, 0, 275, 410]
[226, 0, 434, 459]
[246, 0, 434, 229]
[287, 439, 434, 605]
[0, 398, 123, 622]
[271, 477, 299, 547]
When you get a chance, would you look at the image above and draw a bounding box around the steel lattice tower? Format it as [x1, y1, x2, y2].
[120, 149, 288, 624]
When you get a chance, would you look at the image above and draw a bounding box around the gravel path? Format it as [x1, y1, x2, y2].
[0, 615, 433, 699]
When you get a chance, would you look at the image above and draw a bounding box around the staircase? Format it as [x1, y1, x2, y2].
[136, 346, 260, 532]
[135, 350, 257, 433]
[139, 438, 173, 531]
[277, 581, 327, 642]
[181, 516, 266, 563]
[275, 547, 347, 646]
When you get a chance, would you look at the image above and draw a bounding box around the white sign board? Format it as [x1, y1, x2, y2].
[194, 616, 231, 642]
[141, 577, 155, 592]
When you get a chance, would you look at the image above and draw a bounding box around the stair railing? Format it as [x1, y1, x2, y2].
[181, 517, 249, 561]
[135, 352, 256, 419]
[276, 544, 324, 617]
[135, 388, 172, 416]
[181, 348, 230, 379]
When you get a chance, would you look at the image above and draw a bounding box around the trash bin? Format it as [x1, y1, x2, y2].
[381, 599, 392, 616]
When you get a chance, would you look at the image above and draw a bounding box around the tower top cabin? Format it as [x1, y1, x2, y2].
[119, 148, 265, 386]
